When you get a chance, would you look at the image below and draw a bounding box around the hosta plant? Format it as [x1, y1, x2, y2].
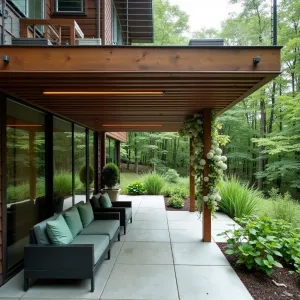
[126, 181, 145, 195]
[219, 215, 300, 275]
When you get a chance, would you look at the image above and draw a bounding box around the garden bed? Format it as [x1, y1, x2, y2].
[217, 243, 300, 300]
[164, 196, 190, 211]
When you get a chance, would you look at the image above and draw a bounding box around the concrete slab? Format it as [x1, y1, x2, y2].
[211, 220, 240, 231]
[213, 212, 234, 222]
[168, 220, 201, 230]
[22, 264, 113, 299]
[100, 264, 178, 300]
[116, 242, 173, 264]
[103, 241, 124, 264]
[172, 242, 230, 266]
[139, 201, 165, 209]
[169, 230, 202, 243]
[134, 212, 167, 221]
[212, 230, 228, 243]
[0, 270, 25, 298]
[167, 211, 199, 221]
[176, 265, 253, 300]
[125, 229, 170, 242]
[131, 220, 168, 230]
[136, 207, 166, 214]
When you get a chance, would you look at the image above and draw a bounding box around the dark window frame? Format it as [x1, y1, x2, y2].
[54, 0, 86, 14]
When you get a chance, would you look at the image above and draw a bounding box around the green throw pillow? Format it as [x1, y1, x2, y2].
[90, 194, 101, 209]
[63, 207, 83, 238]
[99, 193, 112, 208]
[46, 215, 73, 244]
[77, 202, 94, 227]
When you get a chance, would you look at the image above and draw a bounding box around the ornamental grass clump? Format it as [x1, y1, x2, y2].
[218, 177, 261, 219]
[268, 188, 299, 225]
[219, 215, 300, 275]
[163, 168, 180, 183]
[142, 172, 165, 195]
[126, 181, 145, 195]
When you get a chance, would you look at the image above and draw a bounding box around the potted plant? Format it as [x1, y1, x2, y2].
[101, 162, 120, 201]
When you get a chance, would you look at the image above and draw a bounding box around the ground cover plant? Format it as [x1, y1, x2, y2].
[219, 215, 300, 275]
[126, 181, 146, 195]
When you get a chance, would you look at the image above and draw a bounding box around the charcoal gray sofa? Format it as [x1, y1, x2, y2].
[90, 193, 132, 234]
[24, 201, 120, 292]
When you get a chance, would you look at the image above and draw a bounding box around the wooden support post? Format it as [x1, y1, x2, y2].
[70, 25, 75, 45]
[189, 138, 195, 212]
[116, 141, 121, 169]
[29, 131, 36, 201]
[100, 132, 106, 189]
[94, 132, 99, 194]
[202, 109, 212, 242]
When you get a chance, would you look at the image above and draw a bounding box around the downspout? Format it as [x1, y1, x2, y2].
[97, 0, 101, 39]
[1, 0, 6, 44]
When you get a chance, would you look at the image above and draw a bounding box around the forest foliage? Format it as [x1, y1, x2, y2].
[124, 0, 300, 199]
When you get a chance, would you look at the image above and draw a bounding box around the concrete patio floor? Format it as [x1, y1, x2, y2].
[0, 195, 252, 300]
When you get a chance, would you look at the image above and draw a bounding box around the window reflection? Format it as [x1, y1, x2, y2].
[6, 99, 45, 270]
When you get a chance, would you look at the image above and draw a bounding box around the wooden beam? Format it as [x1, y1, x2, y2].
[0, 46, 281, 73]
[189, 138, 195, 212]
[202, 108, 212, 242]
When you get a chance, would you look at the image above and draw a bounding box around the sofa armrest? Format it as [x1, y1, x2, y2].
[24, 244, 93, 271]
[93, 212, 120, 221]
[111, 201, 132, 208]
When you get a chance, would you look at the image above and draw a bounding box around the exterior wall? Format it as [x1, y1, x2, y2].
[0, 3, 20, 44]
[106, 132, 127, 143]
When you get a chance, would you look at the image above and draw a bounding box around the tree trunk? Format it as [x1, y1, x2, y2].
[257, 92, 266, 190]
[268, 81, 276, 134]
[134, 133, 138, 173]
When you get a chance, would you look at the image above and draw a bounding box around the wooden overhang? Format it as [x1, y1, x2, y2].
[0, 46, 281, 132]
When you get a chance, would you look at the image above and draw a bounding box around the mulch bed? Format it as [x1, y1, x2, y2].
[217, 243, 300, 300]
[164, 196, 190, 211]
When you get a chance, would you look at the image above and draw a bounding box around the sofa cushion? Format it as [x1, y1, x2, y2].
[90, 194, 101, 209]
[71, 234, 109, 265]
[46, 215, 74, 245]
[77, 202, 94, 228]
[125, 207, 132, 220]
[63, 207, 83, 238]
[99, 193, 112, 208]
[80, 220, 119, 240]
[33, 214, 58, 244]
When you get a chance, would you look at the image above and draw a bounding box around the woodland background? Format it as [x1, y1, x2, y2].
[122, 0, 300, 199]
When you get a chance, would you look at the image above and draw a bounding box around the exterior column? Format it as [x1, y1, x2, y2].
[29, 131, 36, 201]
[202, 109, 212, 242]
[189, 138, 195, 212]
[100, 132, 106, 189]
[116, 141, 121, 169]
[94, 132, 99, 194]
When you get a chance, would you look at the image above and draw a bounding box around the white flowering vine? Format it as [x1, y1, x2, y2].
[179, 112, 229, 216]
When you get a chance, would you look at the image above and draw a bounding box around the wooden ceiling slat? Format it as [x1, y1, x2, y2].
[0, 46, 281, 132]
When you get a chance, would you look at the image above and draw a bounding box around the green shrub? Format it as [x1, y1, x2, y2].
[219, 177, 261, 219]
[172, 187, 189, 198]
[168, 195, 184, 208]
[79, 165, 94, 186]
[142, 172, 165, 195]
[268, 188, 298, 225]
[102, 163, 119, 188]
[53, 172, 73, 196]
[161, 185, 174, 197]
[219, 215, 300, 275]
[7, 183, 30, 203]
[126, 181, 145, 195]
[164, 168, 179, 183]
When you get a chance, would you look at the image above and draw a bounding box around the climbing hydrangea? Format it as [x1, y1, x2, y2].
[179, 112, 229, 216]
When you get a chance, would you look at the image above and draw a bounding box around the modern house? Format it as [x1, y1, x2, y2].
[0, 0, 281, 290]
[0, 0, 152, 285]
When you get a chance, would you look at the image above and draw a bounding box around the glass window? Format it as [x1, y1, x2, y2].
[12, 0, 28, 16]
[6, 99, 45, 270]
[74, 125, 86, 204]
[11, 0, 44, 18]
[56, 0, 84, 13]
[53, 117, 72, 209]
[106, 136, 117, 164]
